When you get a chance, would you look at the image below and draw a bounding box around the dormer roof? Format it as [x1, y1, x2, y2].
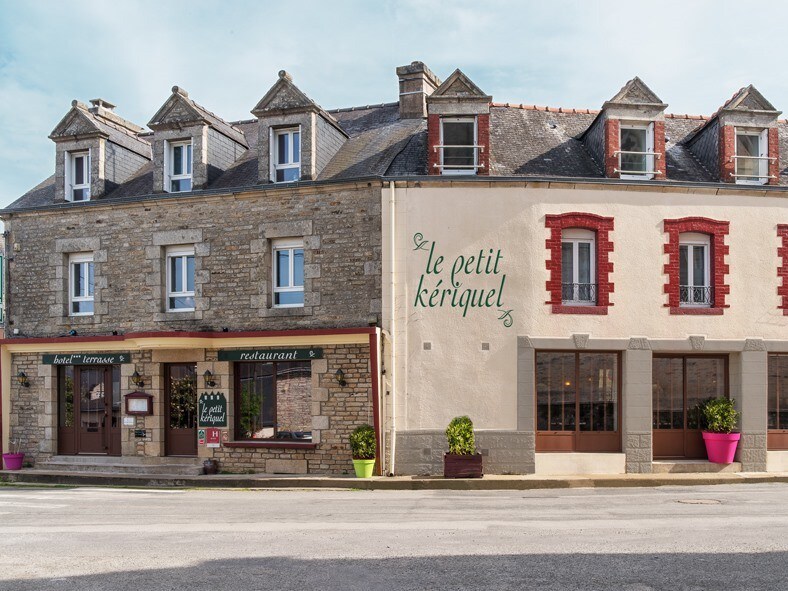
[251, 71, 348, 137]
[429, 69, 491, 103]
[148, 86, 248, 147]
[721, 84, 779, 113]
[603, 76, 667, 109]
[49, 100, 151, 158]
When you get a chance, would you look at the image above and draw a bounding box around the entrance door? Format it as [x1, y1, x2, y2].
[58, 365, 121, 455]
[165, 363, 198, 456]
[652, 355, 728, 458]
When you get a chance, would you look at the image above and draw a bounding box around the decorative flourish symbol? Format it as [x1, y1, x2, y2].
[497, 309, 513, 328]
[413, 233, 428, 251]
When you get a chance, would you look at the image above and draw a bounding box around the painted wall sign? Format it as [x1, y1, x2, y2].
[217, 348, 323, 362]
[198, 392, 228, 428]
[42, 352, 132, 365]
[412, 233, 513, 327]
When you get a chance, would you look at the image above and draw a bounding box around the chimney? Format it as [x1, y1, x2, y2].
[396, 61, 441, 119]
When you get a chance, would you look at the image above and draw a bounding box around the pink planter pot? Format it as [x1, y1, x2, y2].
[2, 453, 24, 471]
[702, 432, 740, 464]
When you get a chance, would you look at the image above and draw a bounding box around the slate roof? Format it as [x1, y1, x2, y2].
[9, 93, 788, 212]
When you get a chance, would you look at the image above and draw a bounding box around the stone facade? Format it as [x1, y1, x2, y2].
[5, 183, 382, 337]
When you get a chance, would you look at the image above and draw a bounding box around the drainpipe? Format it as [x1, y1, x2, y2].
[388, 180, 397, 476]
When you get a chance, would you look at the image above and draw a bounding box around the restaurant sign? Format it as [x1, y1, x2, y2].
[198, 392, 228, 428]
[42, 352, 132, 365]
[217, 348, 323, 362]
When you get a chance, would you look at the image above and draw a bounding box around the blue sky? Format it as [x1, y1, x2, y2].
[1, 0, 788, 207]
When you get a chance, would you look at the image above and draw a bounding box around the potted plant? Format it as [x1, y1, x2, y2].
[2, 439, 24, 471]
[700, 397, 741, 464]
[444, 416, 483, 478]
[349, 424, 376, 478]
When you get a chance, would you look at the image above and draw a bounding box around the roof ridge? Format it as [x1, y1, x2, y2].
[328, 102, 399, 114]
[491, 102, 711, 120]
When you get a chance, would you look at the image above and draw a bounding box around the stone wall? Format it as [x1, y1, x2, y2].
[6, 183, 382, 336]
[206, 127, 246, 184]
[104, 142, 150, 194]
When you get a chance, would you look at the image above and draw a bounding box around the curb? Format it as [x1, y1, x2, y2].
[2, 470, 788, 491]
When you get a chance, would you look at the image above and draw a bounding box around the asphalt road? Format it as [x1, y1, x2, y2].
[0, 483, 786, 590]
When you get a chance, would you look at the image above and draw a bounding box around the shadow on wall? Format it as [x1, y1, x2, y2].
[2, 552, 786, 591]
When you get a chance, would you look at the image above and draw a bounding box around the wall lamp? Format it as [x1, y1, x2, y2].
[335, 368, 347, 388]
[204, 369, 216, 388]
[131, 370, 144, 388]
[16, 371, 29, 388]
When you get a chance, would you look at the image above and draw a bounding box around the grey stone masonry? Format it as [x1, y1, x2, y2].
[5, 183, 382, 336]
[732, 349, 769, 471]
[622, 347, 653, 474]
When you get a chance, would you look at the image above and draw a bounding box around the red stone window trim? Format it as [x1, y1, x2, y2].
[427, 114, 490, 176]
[720, 125, 780, 185]
[545, 213, 614, 315]
[778, 225, 788, 315]
[663, 217, 730, 315]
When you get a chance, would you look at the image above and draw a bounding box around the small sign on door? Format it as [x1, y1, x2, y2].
[198, 429, 206, 446]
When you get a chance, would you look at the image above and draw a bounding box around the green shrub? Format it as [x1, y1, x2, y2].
[700, 397, 739, 434]
[349, 424, 376, 460]
[446, 416, 476, 455]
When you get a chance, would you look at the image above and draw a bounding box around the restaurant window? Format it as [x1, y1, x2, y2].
[234, 361, 312, 441]
[768, 354, 788, 450]
[535, 351, 620, 452]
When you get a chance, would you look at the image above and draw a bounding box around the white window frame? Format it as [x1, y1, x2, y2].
[679, 232, 711, 307]
[618, 122, 655, 180]
[272, 238, 304, 308]
[439, 116, 478, 176]
[65, 150, 91, 202]
[271, 127, 301, 183]
[734, 128, 769, 185]
[69, 253, 94, 316]
[165, 140, 193, 193]
[165, 245, 195, 312]
[561, 228, 596, 305]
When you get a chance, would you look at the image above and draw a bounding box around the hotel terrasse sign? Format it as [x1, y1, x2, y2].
[217, 348, 323, 362]
[42, 352, 132, 365]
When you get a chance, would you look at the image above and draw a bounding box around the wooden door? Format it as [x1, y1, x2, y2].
[165, 363, 198, 456]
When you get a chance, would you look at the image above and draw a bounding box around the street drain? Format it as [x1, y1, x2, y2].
[677, 499, 722, 505]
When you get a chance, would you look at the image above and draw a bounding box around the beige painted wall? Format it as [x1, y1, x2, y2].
[383, 183, 788, 431]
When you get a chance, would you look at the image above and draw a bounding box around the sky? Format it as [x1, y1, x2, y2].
[2, 0, 788, 207]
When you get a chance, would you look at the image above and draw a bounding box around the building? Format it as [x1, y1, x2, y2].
[1, 62, 787, 476]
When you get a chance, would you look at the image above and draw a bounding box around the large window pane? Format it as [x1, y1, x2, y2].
[561, 243, 573, 284]
[686, 358, 726, 429]
[692, 245, 706, 287]
[292, 132, 300, 163]
[769, 355, 788, 431]
[171, 257, 183, 292]
[679, 245, 689, 285]
[620, 128, 647, 173]
[578, 243, 591, 284]
[74, 156, 85, 185]
[278, 133, 289, 165]
[186, 256, 195, 292]
[172, 145, 183, 176]
[653, 358, 684, 429]
[293, 249, 304, 287]
[578, 353, 617, 432]
[442, 121, 475, 168]
[276, 250, 290, 287]
[536, 352, 575, 431]
[736, 134, 759, 179]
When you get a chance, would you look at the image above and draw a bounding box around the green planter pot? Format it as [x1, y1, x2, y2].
[353, 458, 375, 478]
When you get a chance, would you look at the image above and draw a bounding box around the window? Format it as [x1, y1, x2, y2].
[618, 123, 655, 179]
[69, 253, 94, 315]
[273, 128, 300, 183]
[439, 117, 477, 175]
[272, 239, 304, 307]
[768, 354, 788, 450]
[679, 233, 711, 307]
[234, 361, 312, 441]
[167, 140, 192, 192]
[66, 151, 90, 201]
[166, 246, 195, 311]
[535, 351, 620, 452]
[735, 129, 769, 185]
[561, 229, 596, 304]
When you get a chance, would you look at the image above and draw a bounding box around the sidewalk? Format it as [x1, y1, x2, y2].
[2, 469, 788, 490]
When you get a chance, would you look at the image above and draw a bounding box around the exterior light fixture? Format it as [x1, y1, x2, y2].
[16, 371, 29, 387]
[335, 368, 347, 388]
[131, 370, 144, 388]
[204, 369, 216, 388]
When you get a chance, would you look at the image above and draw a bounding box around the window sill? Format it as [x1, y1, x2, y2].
[224, 441, 318, 450]
[552, 305, 609, 315]
[670, 307, 724, 315]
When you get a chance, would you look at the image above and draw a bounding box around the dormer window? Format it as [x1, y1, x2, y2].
[166, 140, 192, 192]
[438, 117, 478, 175]
[66, 151, 90, 201]
[734, 129, 770, 185]
[618, 123, 655, 179]
[273, 128, 300, 183]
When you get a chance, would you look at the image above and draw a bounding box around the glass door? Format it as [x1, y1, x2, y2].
[58, 365, 120, 455]
[165, 363, 198, 456]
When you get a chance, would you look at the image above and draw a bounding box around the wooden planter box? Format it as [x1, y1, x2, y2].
[444, 453, 483, 478]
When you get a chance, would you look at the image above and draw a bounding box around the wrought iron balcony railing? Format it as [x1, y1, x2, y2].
[562, 283, 597, 304]
[679, 285, 714, 306]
